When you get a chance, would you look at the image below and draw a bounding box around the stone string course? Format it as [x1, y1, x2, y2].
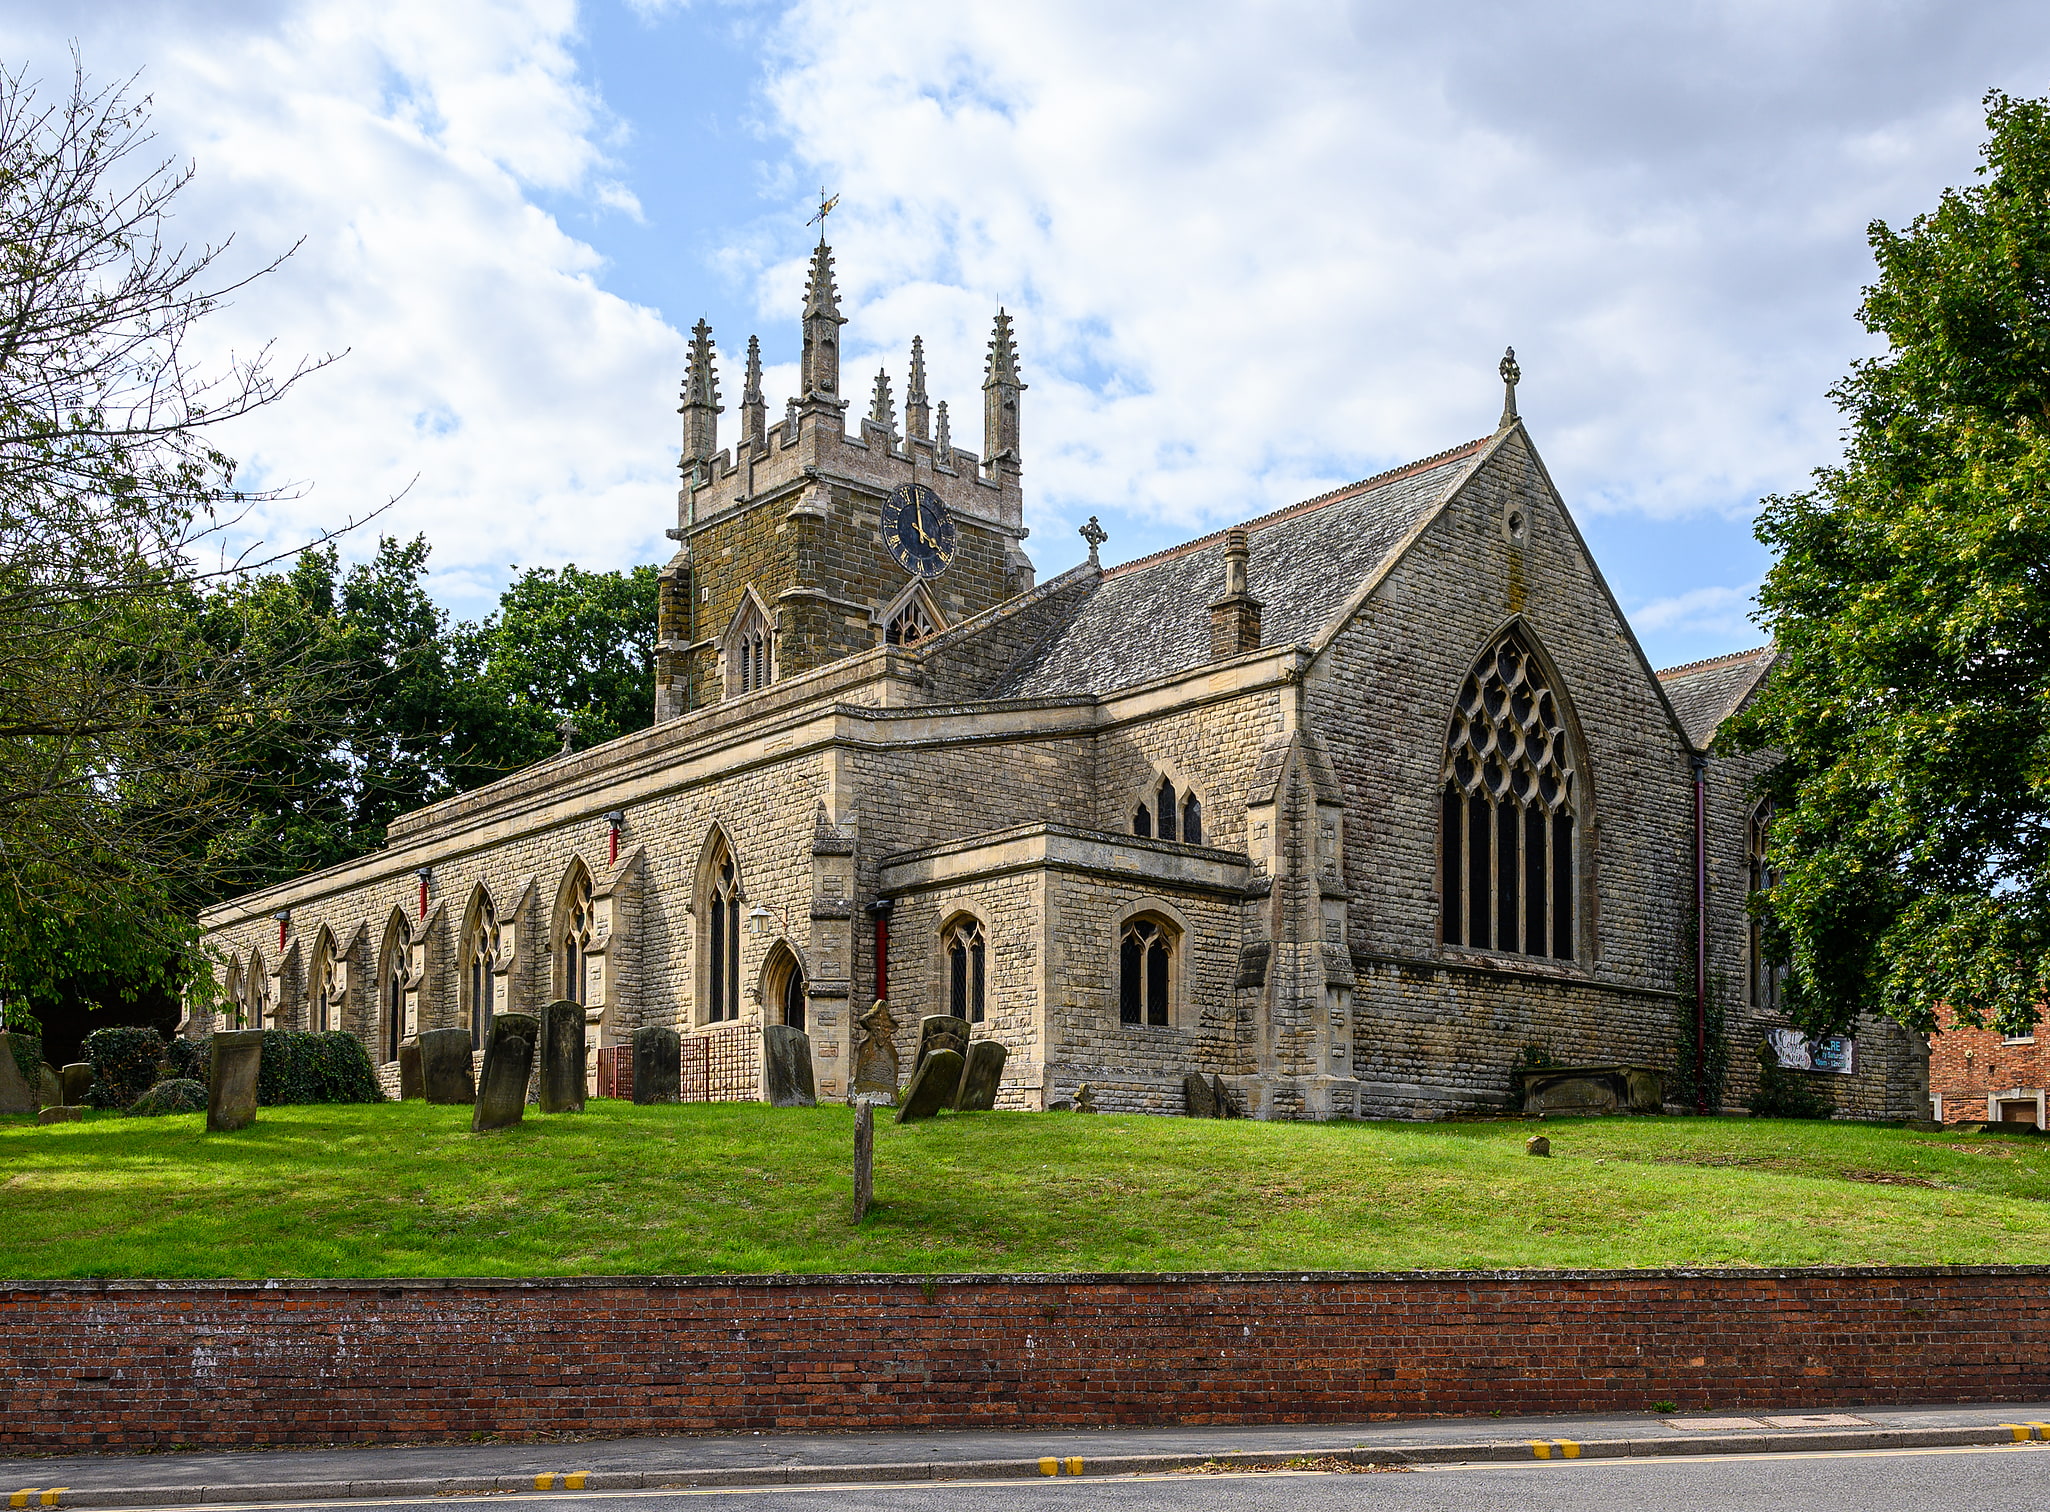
[4, 1268, 2045, 1451]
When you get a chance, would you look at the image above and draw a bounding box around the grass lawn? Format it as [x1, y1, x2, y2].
[3, 1102, 2048, 1278]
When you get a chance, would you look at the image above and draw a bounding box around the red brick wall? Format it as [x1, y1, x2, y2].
[1929, 1008, 2047, 1124]
[4, 1268, 2047, 1451]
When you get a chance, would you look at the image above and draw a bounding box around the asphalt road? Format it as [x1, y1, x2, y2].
[135, 1443, 2050, 1512]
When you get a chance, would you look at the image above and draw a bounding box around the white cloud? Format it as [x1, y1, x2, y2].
[1, 0, 685, 612]
[1629, 584, 1762, 645]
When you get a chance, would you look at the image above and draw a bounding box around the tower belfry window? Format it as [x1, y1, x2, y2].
[1439, 629, 1578, 961]
[886, 599, 937, 646]
[723, 597, 774, 697]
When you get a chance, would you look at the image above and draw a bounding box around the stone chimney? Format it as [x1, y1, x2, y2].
[1208, 527, 1263, 658]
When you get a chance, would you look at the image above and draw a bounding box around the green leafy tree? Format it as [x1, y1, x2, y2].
[1736, 91, 2050, 1041]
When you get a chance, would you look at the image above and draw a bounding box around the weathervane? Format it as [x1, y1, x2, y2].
[807, 187, 841, 242]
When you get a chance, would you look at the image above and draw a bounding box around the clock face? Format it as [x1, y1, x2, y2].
[880, 483, 957, 579]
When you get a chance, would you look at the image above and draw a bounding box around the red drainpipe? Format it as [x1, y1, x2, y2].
[416, 866, 430, 920]
[1692, 753, 1709, 1114]
[607, 810, 625, 867]
[868, 898, 894, 1004]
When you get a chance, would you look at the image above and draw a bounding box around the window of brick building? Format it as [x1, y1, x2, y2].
[1439, 628, 1578, 960]
[1119, 916, 1175, 1027]
[944, 917, 987, 1023]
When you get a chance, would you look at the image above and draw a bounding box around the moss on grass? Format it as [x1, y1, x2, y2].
[2, 1103, 2047, 1279]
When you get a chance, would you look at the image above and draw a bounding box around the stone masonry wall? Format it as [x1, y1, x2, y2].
[7, 1268, 2047, 1450]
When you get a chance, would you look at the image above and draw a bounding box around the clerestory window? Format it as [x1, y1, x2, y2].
[1132, 776, 1203, 844]
[1439, 629, 1578, 960]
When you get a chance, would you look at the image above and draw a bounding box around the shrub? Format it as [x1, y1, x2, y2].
[128, 1079, 208, 1116]
[255, 1030, 382, 1106]
[1748, 1040, 1835, 1120]
[162, 1036, 208, 1085]
[83, 1026, 168, 1109]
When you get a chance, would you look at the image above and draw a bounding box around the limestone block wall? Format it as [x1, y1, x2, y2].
[1090, 682, 1291, 858]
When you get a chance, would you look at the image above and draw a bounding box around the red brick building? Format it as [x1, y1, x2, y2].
[1930, 1010, 2046, 1127]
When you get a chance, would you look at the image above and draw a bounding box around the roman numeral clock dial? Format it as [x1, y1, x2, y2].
[881, 483, 957, 579]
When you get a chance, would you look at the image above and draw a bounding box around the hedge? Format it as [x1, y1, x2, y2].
[128, 1079, 208, 1116]
[173, 1031, 384, 1106]
[83, 1026, 167, 1110]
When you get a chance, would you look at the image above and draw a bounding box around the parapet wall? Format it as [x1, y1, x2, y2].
[4, 1267, 2045, 1450]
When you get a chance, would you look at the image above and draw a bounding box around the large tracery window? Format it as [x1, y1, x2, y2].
[1119, 916, 1174, 1026]
[1440, 629, 1579, 961]
[1748, 801, 1785, 1012]
[944, 917, 987, 1023]
[704, 841, 742, 1023]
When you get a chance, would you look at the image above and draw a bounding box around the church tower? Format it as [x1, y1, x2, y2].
[652, 236, 1037, 723]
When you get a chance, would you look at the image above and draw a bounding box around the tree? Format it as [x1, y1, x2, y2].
[1736, 91, 2050, 1042]
[467, 562, 660, 762]
[0, 60, 340, 1029]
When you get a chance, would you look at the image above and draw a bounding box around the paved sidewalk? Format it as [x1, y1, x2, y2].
[4, 1401, 2048, 1507]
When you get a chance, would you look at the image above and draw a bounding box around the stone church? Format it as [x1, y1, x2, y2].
[196, 237, 1928, 1120]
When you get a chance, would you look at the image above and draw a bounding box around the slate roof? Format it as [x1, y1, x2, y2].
[1655, 646, 1775, 748]
[995, 437, 1494, 699]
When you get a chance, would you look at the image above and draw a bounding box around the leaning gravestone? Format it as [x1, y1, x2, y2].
[1212, 1074, 1240, 1118]
[895, 1047, 964, 1124]
[0, 1035, 36, 1114]
[632, 1026, 680, 1104]
[473, 1013, 539, 1133]
[851, 1000, 901, 1105]
[419, 1027, 477, 1105]
[39, 1065, 60, 1109]
[763, 1024, 817, 1108]
[1183, 1071, 1216, 1119]
[37, 1106, 81, 1126]
[914, 1015, 970, 1073]
[953, 1039, 1007, 1112]
[207, 1030, 263, 1133]
[539, 1001, 586, 1113]
[59, 1063, 93, 1107]
[398, 1039, 424, 1100]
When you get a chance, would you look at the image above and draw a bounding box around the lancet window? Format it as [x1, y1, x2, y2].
[559, 864, 595, 1007]
[245, 949, 272, 1029]
[944, 917, 986, 1024]
[1131, 775, 1203, 844]
[310, 930, 341, 1034]
[703, 840, 742, 1023]
[724, 598, 774, 696]
[1748, 802, 1785, 1013]
[463, 891, 501, 1050]
[1119, 916, 1174, 1027]
[1440, 629, 1579, 960]
[380, 915, 409, 1065]
[767, 945, 806, 1032]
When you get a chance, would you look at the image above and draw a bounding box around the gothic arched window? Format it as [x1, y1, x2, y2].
[224, 957, 244, 1032]
[1155, 777, 1178, 841]
[309, 928, 341, 1034]
[702, 838, 742, 1023]
[765, 943, 806, 1031]
[1132, 776, 1202, 843]
[944, 917, 986, 1023]
[1132, 802, 1152, 837]
[378, 911, 409, 1065]
[1181, 792, 1203, 845]
[246, 948, 272, 1030]
[463, 890, 501, 1050]
[1119, 916, 1174, 1027]
[1440, 629, 1579, 960]
[886, 599, 936, 646]
[724, 597, 774, 696]
[1748, 801, 1785, 1013]
[557, 862, 595, 1007]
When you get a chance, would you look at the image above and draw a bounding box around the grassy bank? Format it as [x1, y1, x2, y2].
[3, 1102, 2047, 1278]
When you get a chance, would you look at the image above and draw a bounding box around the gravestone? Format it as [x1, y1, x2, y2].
[0, 1035, 36, 1114]
[763, 1024, 817, 1108]
[632, 1026, 680, 1104]
[207, 1030, 263, 1133]
[59, 1063, 93, 1106]
[851, 1000, 901, 1105]
[398, 1040, 424, 1101]
[473, 1013, 539, 1133]
[852, 1101, 874, 1222]
[37, 1106, 81, 1126]
[1183, 1071, 1216, 1119]
[895, 1048, 964, 1123]
[420, 1028, 476, 1105]
[539, 1001, 586, 1113]
[1517, 1064, 1663, 1117]
[1073, 1082, 1098, 1114]
[914, 1015, 970, 1073]
[1526, 1134, 1552, 1157]
[1212, 1075, 1240, 1119]
[39, 1065, 60, 1109]
[953, 1039, 1007, 1112]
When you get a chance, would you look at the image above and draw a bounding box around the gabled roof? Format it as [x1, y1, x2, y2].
[1655, 645, 1775, 748]
[994, 437, 1493, 698]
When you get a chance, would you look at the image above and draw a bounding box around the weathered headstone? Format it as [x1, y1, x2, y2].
[1073, 1082, 1098, 1114]
[895, 1048, 964, 1123]
[398, 1039, 424, 1101]
[914, 1014, 970, 1073]
[1212, 1075, 1239, 1119]
[37, 1106, 81, 1126]
[953, 1039, 1007, 1112]
[1183, 1071, 1216, 1119]
[38, 1064, 60, 1109]
[473, 1013, 539, 1133]
[207, 1030, 263, 1133]
[0, 1035, 36, 1115]
[852, 1101, 874, 1222]
[632, 1026, 680, 1104]
[1526, 1134, 1552, 1157]
[59, 1063, 93, 1107]
[539, 1001, 587, 1113]
[851, 999, 901, 1105]
[763, 1024, 817, 1108]
[419, 1028, 477, 1105]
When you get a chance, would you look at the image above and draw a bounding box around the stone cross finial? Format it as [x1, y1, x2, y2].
[1499, 345, 1520, 429]
[1079, 516, 1108, 565]
[557, 717, 577, 756]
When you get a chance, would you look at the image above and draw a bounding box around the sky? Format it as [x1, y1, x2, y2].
[7, 0, 2050, 668]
